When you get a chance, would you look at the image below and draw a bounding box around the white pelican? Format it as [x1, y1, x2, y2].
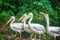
[18, 14, 34, 40]
[21, 13, 45, 40]
[19, 14, 32, 33]
[6, 14, 27, 38]
[40, 12, 60, 40]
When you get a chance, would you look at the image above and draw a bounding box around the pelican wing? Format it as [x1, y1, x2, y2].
[30, 23, 45, 32]
[29, 23, 45, 34]
[10, 23, 23, 29]
[48, 26, 60, 33]
[48, 31, 60, 37]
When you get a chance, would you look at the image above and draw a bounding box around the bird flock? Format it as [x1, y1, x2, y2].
[6, 12, 60, 40]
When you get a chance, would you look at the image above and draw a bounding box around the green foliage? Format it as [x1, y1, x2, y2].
[0, 38, 4, 40]
[0, 11, 14, 22]
[0, 0, 60, 40]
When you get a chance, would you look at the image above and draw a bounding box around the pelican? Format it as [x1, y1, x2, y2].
[18, 14, 34, 40]
[19, 14, 32, 33]
[6, 14, 27, 38]
[21, 13, 45, 40]
[40, 12, 60, 40]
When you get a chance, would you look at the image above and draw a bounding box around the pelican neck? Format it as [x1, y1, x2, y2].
[28, 16, 33, 24]
[10, 18, 15, 24]
[45, 15, 49, 27]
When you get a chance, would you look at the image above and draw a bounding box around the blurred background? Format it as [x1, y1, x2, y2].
[0, 0, 60, 40]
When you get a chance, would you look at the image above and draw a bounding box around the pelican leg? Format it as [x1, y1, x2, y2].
[16, 32, 17, 36]
[54, 37, 56, 40]
[19, 32, 21, 39]
[39, 34, 41, 40]
[34, 34, 36, 40]
[42, 34, 46, 40]
[30, 33, 34, 40]
[20, 32, 21, 38]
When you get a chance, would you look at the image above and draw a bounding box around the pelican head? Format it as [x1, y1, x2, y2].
[21, 13, 33, 22]
[18, 14, 28, 22]
[44, 14, 48, 18]
[6, 16, 15, 25]
[11, 16, 15, 19]
[40, 12, 48, 17]
[28, 13, 33, 18]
